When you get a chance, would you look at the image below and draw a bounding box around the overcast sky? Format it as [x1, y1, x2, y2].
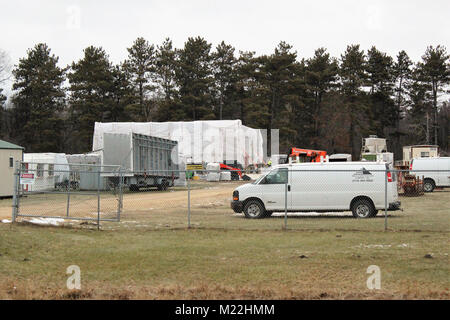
[1, 0, 449, 94]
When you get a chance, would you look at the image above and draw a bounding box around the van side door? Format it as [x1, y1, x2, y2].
[290, 169, 330, 210]
[258, 168, 289, 211]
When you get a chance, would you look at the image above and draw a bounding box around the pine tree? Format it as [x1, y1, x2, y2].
[305, 48, 338, 147]
[212, 41, 237, 120]
[154, 38, 181, 121]
[365, 46, 396, 138]
[406, 69, 432, 144]
[415, 45, 450, 144]
[392, 50, 413, 156]
[176, 37, 214, 120]
[339, 44, 367, 158]
[256, 42, 303, 154]
[68, 46, 114, 153]
[155, 38, 177, 101]
[125, 37, 156, 121]
[11, 43, 66, 152]
[110, 63, 134, 122]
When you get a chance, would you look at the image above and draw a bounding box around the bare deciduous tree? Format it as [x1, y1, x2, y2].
[0, 49, 12, 84]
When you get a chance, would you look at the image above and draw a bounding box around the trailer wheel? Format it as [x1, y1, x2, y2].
[130, 185, 139, 192]
[158, 180, 169, 191]
[243, 200, 266, 219]
[351, 199, 375, 219]
[423, 179, 435, 193]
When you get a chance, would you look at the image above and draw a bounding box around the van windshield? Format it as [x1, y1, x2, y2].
[254, 168, 288, 184]
[253, 173, 267, 184]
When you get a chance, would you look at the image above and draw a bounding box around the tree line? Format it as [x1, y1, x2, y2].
[0, 38, 449, 160]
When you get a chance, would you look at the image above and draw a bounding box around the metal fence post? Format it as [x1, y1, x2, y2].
[118, 167, 123, 221]
[284, 182, 288, 230]
[12, 162, 19, 223]
[384, 168, 388, 231]
[97, 170, 101, 230]
[187, 171, 191, 229]
[66, 172, 71, 217]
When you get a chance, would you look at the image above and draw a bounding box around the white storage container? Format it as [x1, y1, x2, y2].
[206, 172, 220, 182]
[206, 162, 220, 172]
[220, 171, 232, 181]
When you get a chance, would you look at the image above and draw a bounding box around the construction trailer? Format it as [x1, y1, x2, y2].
[100, 132, 179, 191]
[23, 153, 70, 192]
[398, 145, 440, 167]
[0, 140, 24, 197]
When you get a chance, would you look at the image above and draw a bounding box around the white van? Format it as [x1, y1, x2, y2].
[231, 162, 401, 219]
[410, 157, 450, 192]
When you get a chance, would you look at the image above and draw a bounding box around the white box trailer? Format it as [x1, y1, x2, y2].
[100, 132, 179, 191]
[23, 153, 70, 192]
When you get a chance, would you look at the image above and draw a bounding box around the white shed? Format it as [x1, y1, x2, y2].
[23, 153, 70, 191]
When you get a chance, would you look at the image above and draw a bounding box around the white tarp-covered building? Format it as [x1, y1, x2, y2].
[92, 120, 264, 167]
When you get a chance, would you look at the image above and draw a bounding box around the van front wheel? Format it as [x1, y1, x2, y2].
[244, 200, 266, 219]
[351, 199, 375, 219]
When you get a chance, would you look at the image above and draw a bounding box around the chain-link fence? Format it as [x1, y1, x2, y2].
[12, 162, 123, 228]
[10, 164, 450, 233]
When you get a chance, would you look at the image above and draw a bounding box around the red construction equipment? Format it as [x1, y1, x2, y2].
[219, 163, 243, 180]
[288, 148, 327, 163]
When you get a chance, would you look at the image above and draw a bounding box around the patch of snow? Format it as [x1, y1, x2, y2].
[354, 243, 392, 249]
[28, 218, 65, 226]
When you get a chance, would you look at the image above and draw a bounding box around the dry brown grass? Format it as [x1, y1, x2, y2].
[0, 182, 448, 300]
[1, 278, 448, 300]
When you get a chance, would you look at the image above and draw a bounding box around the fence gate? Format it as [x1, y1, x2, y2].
[12, 162, 123, 228]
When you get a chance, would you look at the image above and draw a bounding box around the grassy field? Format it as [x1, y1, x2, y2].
[0, 181, 448, 299]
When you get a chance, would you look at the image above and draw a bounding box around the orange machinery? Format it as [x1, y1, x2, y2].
[288, 148, 327, 163]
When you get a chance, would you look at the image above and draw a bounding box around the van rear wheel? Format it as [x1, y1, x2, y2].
[351, 199, 376, 219]
[423, 179, 435, 193]
[243, 200, 266, 219]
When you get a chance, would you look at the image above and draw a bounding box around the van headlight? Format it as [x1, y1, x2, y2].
[233, 190, 239, 201]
